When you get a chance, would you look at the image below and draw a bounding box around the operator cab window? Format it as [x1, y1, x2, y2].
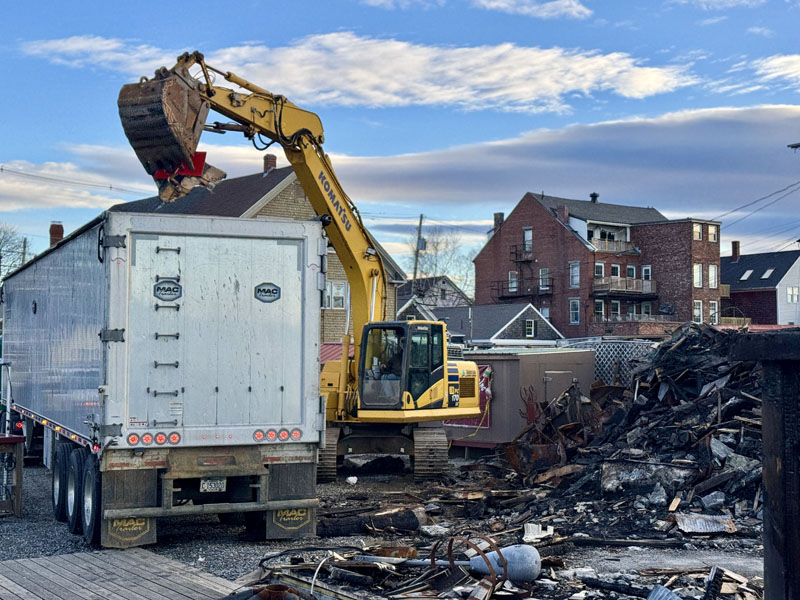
[360, 326, 406, 409]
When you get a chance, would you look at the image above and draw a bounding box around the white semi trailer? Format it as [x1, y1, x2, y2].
[2, 211, 324, 547]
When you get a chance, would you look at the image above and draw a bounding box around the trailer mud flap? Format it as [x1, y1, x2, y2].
[266, 506, 316, 538]
[101, 517, 157, 549]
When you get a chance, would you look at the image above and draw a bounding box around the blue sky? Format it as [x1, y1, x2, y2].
[2, 0, 800, 264]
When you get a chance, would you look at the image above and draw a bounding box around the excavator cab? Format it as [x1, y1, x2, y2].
[359, 321, 446, 411]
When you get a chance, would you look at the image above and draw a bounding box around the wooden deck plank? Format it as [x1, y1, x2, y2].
[57, 554, 166, 600]
[124, 549, 239, 595]
[2, 559, 91, 600]
[51, 554, 149, 600]
[21, 557, 105, 600]
[0, 563, 66, 600]
[29, 556, 134, 600]
[67, 553, 193, 600]
[0, 574, 36, 600]
[96, 551, 221, 600]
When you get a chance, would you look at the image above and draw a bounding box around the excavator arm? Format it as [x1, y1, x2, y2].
[119, 52, 386, 396]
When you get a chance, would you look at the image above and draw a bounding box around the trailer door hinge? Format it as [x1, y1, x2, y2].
[100, 328, 126, 342]
[102, 235, 126, 248]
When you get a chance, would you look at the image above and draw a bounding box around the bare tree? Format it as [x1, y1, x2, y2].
[0, 224, 26, 278]
[405, 227, 476, 299]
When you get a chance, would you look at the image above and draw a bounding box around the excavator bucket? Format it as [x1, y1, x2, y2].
[118, 70, 225, 201]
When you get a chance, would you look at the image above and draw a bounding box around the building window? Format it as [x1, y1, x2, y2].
[693, 223, 703, 241]
[539, 268, 550, 290]
[610, 264, 620, 277]
[710, 300, 719, 325]
[508, 270, 518, 293]
[762, 268, 774, 279]
[708, 264, 718, 289]
[642, 265, 652, 281]
[440, 287, 447, 302]
[642, 302, 652, 316]
[708, 225, 718, 242]
[569, 299, 580, 324]
[525, 319, 537, 338]
[693, 300, 703, 323]
[522, 227, 533, 252]
[626, 265, 636, 279]
[569, 261, 580, 288]
[788, 286, 800, 303]
[611, 300, 621, 317]
[594, 300, 604, 319]
[627, 302, 636, 316]
[693, 263, 703, 288]
[740, 270, 753, 281]
[595, 262, 604, 278]
[540, 306, 550, 321]
[325, 281, 348, 309]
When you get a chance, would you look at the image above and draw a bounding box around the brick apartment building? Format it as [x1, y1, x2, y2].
[473, 192, 722, 338]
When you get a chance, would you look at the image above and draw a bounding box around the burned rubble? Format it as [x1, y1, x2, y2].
[229, 323, 767, 599]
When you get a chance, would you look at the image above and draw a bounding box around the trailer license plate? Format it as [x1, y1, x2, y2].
[200, 477, 226, 493]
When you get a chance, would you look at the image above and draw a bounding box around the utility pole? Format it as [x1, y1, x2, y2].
[412, 214, 424, 295]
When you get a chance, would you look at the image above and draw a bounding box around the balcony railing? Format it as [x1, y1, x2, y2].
[593, 314, 676, 323]
[592, 276, 657, 295]
[592, 239, 634, 252]
[510, 244, 534, 262]
[490, 277, 553, 298]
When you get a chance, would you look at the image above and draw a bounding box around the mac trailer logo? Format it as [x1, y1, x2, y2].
[153, 280, 182, 302]
[254, 282, 281, 303]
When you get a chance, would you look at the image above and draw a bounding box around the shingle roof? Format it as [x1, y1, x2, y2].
[433, 303, 531, 340]
[721, 250, 800, 291]
[531, 193, 667, 225]
[111, 167, 295, 217]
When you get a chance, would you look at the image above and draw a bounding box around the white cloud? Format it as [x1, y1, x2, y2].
[698, 15, 728, 24]
[471, 0, 592, 19]
[747, 26, 775, 37]
[22, 33, 696, 114]
[752, 54, 800, 87]
[672, 0, 764, 8]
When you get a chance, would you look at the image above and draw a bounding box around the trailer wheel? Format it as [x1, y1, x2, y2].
[66, 447, 88, 534]
[52, 443, 71, 522]
[81, 453, 102, 545]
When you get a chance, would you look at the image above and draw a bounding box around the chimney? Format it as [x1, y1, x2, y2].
[263, 154, 277, 173]
[590, 192, 599, 203]
[493, 212, 505, 232]
[557, 205, 569, 223]
[49, 222, 64, 247]
[731, 240, 740, 262]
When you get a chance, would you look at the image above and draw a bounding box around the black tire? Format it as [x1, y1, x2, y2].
[81, 453, 102, 545]
[66, 447, 88, 534]
[52, 443, 71, 522]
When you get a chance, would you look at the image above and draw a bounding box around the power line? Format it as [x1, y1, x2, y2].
[0, 165, 148, 196]
[722, 184, 800, 230]
[712, 179, 800, 222]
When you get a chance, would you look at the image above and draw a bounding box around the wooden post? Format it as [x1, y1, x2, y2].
[732, 332, 800, 599]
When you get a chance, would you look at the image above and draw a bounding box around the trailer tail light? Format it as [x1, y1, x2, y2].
[253, 430, 265, 442]
[141, 433, 154, 445]
[266, 429, 277, 442]
[291, 429, 302, 440]
[127, 433, 140, 445]
[155, 433, 167, 445]
[14, 421, 23, 430]
[279, 429, 289, 441]
[168, 432, 181, 444]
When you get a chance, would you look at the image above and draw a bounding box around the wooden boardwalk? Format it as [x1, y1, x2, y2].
[0, 548, 239, 600]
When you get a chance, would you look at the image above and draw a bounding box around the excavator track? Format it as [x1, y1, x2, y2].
[317, 427, 340, 483]
[413, 427, 449, 481]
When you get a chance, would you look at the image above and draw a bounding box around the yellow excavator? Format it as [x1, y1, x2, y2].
[118, 52, 481, 481]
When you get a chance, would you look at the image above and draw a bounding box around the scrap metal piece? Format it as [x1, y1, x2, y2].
[672, 512, 737, 534]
